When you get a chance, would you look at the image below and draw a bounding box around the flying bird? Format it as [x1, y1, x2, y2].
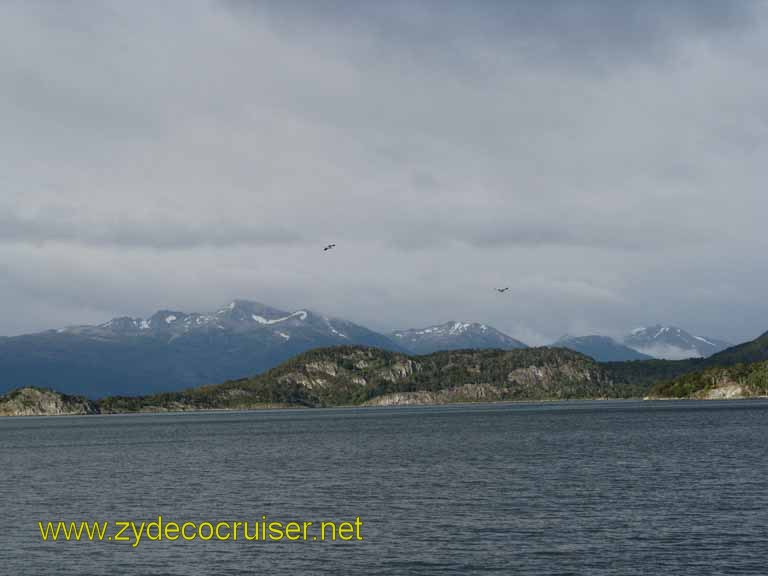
[323, 243, 336, 252]
[495, 287, 509, 293]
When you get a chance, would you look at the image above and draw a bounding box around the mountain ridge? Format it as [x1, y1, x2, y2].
[392, 321, 527, 355]
[0, 299, 754, 399]
[0, 300, 403, 397]
[623, 324, 731, 360]
[553, 335, 653, 362]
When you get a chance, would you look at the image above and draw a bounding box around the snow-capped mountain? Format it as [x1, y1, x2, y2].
[64, 300, 370, 342]
[392, 321, 528, 355]
[553, 335, 653, 362]
[1, 300, 402, 397]
[623, 325, 731, 360]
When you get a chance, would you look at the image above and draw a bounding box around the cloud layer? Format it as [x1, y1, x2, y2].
[1, 0, 767, 344]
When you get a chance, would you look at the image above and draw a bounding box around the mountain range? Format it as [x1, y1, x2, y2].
[0, 300, 399, 397]
[0, 305, 533, 397]
[5, 327, 768, 416]
[0, 298, 742, 398]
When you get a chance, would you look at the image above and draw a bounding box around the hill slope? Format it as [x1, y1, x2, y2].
[96, 346, 641, 413]
[703, 330, 768, 366]
[648, 361, 768, 399]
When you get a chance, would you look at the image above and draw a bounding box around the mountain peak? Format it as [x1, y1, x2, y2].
[438, 321, 489, 335]
[98, 316, 145, 332]
[217, 299, 284, 317]
[392, 321, 527, 355]
[624, 325, 730, 360]
[148, 309, 187, 326]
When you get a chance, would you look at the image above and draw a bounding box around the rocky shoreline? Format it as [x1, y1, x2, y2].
[4, 385, 766, 417]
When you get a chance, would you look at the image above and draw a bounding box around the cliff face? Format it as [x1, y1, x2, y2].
[364, 383, 512, 406]
[0, 387, 98, 416]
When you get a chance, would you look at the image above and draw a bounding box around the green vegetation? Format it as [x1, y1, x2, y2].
[613, 330, 768, 399]
[8, 333, 768, 415]
[99, 345, 637, 412]
[649, 361, 768, 398]
[602, 358, 702, 391]
[2, 346, 644, 415]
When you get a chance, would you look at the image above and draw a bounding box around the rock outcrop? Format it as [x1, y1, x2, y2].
[0, 387, 98, 416]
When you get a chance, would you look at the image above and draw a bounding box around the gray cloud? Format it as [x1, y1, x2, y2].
[0, 212, 301, 248]
[1, 0, 768, 345]
[230, 0, 760, 68]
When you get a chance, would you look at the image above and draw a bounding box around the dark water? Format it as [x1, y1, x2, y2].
[2, 400, 768, 575]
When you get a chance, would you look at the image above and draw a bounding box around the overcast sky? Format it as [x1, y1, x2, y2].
[1, 0, 767, 345]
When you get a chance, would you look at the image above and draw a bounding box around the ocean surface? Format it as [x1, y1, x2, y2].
[2, 400, 768, 575]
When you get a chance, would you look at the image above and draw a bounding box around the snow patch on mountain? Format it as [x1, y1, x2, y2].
[325, 319, 348, 339]
[50, 300, 398, 360]
[251, 311, 308, 325]
[623, 324, 730, 359]
[392, 321, 527, 354]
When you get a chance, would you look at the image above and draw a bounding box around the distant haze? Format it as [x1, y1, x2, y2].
[1, 1, 767, 345]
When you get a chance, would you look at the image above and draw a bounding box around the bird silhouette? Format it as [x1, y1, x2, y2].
[495, 287, 509, 293]
[323, 243, 336, 252]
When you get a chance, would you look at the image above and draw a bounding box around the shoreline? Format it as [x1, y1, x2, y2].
[5, 394, 768, 418]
